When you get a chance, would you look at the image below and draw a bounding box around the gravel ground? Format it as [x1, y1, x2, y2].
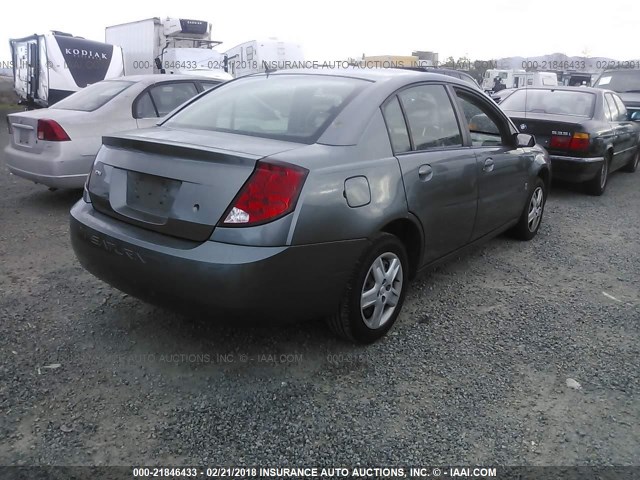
[0, 121, 638, 469]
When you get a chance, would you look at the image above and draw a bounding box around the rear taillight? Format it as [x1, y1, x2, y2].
[37, 119, 70, 141]
[569, 132, 590, 151]
[549, 132, 590, 152]
[221, 161, 308, 226]
[6, 117, 12, 135]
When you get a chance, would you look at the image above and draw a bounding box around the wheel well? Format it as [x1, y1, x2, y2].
[380, 219, 422, 279]
[606, 147, 614, 162]
[538, 167, 550, 191]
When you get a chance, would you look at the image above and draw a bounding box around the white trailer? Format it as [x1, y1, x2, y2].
[105, 17, 230, 79]
[482, 69, 558, 92]
[9, 32, 124, 108]
[223, 39, 304, 77]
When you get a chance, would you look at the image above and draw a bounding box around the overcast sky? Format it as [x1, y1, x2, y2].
[2, 0, 639, 64]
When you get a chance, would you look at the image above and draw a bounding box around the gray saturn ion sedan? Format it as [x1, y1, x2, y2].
[70, 69, 551, 343]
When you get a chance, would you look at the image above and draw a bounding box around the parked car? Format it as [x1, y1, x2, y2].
[4, 74, 224, 189]
[593, 69, 640, 117]
[500, 86, 640, 195]
[70, 69, 550, 343]
[490, 88, 517, 104]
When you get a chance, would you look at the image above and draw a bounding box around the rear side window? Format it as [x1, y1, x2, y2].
[51, 80, 134, 112]
[605, 94, 620, 121]
[134, 92, 157, 118]
[612, 94, 628, 121]
[398, 84, 462, 150]
[382, 97, 411, 154]
[149, 82, 198, 116]
[163, 75, 369, 144]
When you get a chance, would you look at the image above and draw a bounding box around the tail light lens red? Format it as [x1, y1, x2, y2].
[549, 132, 590, 152]
[37, 119, 70, 141]
[221, 161, 308, 226]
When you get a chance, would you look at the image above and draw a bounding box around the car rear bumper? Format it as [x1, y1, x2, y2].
[4, 145, 92, 189]
[70, 200, 367, 321]
[549, 155, 603, 183]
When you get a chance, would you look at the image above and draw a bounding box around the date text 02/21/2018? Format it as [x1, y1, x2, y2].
[522, 60, 640, 70]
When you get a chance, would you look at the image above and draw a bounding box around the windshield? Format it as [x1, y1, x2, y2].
[594, 70, 640, 93]
[162, 75, 369, 144]
[51, 80, 134, 112]
[500, 89, 595, 117]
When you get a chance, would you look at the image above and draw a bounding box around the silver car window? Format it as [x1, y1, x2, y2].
[51, 80, 134, 112]
[382, 96, 411, 154]
[455, 92, 505, 147]
[163, 75, 369, 144]
[398, 85, 462, 150]
[149, 82, 198, 117]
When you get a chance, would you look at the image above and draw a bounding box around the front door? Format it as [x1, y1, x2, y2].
[452, 87, 530, 239]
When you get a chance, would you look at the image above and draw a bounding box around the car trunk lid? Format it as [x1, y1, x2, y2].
[8, 109, 90, 153]
[507, 112, 591, 154]
[87, 128, 305, 242]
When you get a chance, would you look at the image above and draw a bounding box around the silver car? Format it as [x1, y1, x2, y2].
[4, 74, 224, 189]
[70, 69, 550, 343]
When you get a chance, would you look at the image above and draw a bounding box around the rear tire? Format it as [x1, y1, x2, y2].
[585, 156, 609, 196]
[622, 149, 639, 173]
[327, 233, 408, 343]
[510, 178, 546, 241]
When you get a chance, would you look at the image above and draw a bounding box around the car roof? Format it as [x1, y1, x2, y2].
[510, 85, 604, 94]
[250, 67, 472, 87]
[104, 74, 222, 85]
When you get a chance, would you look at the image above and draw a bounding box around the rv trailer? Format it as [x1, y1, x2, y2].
[9, 32, 124, 108]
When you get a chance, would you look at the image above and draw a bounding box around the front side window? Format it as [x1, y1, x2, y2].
[52, 80, 134, 112]
[455, 90, 505, 147]
[163, 75, 369, 144]
[398, 84, 462, 150]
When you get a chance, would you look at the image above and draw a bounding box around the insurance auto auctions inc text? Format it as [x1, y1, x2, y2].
[255, 466, 496, 477]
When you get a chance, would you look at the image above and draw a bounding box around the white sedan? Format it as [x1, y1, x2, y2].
[4, 74, 225, 189]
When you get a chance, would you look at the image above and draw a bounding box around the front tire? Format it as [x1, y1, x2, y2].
[511, 178, 546, 241]
[585, 157, 609, 196]
[327, 233, 408, 343]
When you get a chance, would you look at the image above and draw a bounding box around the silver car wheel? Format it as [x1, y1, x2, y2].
[600, 161, 608, 189]
[527, 186, 544, 233]
[360, 252, 403, 329]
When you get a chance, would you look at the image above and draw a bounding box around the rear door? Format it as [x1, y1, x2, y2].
[610, 93, 637, 168]
[383, 83, 478, 264]
[452, 86, 529, 239]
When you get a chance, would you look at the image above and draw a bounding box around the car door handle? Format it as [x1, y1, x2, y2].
[483, 158, 495, 172]
[418, 164, 433, 181]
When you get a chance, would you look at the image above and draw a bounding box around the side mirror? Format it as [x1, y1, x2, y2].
[515, 133, 536, 148]
[629, 111, 640, 122]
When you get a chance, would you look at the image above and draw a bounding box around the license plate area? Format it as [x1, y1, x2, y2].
[16, 127, 33, 146]
[126, 171, 181, 217]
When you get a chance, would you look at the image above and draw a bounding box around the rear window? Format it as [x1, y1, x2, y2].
[162, 75, 369, 143]
[52, 80, 134, 112]
[594, 70, 640, 93]
[500, 89, 595, 117]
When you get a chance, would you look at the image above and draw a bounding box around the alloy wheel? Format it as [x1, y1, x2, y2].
[360, 252, 404, 329]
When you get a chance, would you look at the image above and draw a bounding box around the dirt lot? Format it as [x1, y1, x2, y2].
[0, 120, 638, 469]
